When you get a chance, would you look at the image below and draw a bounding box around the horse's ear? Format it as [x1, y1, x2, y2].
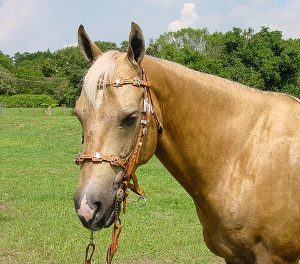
[78, 25, 102, 63]
[127, 22, 145, 65]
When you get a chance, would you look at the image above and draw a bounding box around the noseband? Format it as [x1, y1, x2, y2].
[75, 69, 163, 263]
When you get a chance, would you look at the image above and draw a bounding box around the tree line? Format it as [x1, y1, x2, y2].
[0, 26, 299, 107]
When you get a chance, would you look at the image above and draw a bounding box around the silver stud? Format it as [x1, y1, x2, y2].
[95, 152, 101, 160]
[115, 78, 121, 87]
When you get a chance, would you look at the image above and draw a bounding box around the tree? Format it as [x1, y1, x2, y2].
[0, 26, 298, 106]
[240, 27, 300, 91]
[94, 41, 118, 52]
[0, 51, 13, 71]
[52, 47, 88, 106]
[147, 28, 209, 62]
[146, 26, 300, 98]
[0, 66, 15, 95]
[42, 58, 56, 77]
[120, 41, 128, 51]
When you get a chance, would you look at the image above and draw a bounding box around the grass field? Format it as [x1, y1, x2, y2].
[0, 108, 223, 263]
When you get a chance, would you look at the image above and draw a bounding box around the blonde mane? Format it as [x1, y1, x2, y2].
[83, 50, 119, 107]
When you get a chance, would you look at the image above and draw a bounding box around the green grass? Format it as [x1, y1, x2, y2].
[0, 108, 221, 263]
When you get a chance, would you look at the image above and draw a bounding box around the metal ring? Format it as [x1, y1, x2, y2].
[137, 196, 147, 208]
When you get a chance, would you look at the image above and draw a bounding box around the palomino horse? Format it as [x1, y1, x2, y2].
[73, 23, 300, 264]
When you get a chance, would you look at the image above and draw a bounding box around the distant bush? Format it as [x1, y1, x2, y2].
[0, 94, 57, 108]
[282, 84, 300, 99]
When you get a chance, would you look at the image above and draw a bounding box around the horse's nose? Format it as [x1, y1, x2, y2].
[75, 194, 101, 224]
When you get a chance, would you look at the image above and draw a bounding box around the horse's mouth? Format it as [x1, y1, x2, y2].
[101, 207, 116, 229]
[90, 204, 116, 231]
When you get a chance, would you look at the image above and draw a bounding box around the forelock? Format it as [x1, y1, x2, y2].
[83, 50, 119, 107]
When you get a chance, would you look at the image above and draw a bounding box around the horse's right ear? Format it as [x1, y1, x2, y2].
[78, 25, 102, 63]
[127, 22, 145, 65]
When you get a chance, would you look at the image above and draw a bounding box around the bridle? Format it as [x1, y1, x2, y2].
[75, 68, 163, 264]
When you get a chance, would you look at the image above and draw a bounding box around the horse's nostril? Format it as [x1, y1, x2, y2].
[93, 201, 101, 213]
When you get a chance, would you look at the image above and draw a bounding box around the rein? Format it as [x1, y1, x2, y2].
[75, 69, 163, 264]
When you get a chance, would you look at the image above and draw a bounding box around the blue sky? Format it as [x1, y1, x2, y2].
[0, 0, 299, 56]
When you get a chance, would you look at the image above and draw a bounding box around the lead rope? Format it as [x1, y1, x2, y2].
[106, 197, 123, 264]
[83, 231, 95, 264]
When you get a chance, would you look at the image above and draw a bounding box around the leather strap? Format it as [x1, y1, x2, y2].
[98, 77, 151, 89]
[78, 69, 163, 264]
[75, 152, 128, 169]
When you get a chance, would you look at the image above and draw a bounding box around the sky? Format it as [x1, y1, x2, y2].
[0, 0, 299, 56]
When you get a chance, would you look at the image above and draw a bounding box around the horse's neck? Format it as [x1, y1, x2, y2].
[143, 56, 265, 200]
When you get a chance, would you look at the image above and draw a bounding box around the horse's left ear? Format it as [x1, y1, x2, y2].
[127, 22, 145, 65]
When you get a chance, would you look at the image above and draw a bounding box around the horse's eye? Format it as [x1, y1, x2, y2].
[121, 112, 138, 127]
[81, 135, 84, 144]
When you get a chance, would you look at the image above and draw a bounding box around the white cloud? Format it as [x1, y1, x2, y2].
[144, 0, 186, 8]
[225, 0, 300, 38]
[168, 2, 198, 31]
[63, 42, 77, 49]
[0, 0, 38, 43]
[179, 0, 300, 39]
[271, 0, 300, 38]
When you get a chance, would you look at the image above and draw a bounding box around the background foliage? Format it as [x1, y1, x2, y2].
[0, 26, 299, 107]
[0, 94, 57, 108]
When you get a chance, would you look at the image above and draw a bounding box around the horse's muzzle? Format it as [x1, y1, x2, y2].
[74, 193, 115, 230]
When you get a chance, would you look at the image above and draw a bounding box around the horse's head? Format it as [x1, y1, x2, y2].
[73, 23, 161, 230]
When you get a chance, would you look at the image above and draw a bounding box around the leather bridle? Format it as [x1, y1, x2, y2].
[75, 69, 163, 264]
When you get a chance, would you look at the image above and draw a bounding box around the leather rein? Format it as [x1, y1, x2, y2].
[75, 69, 163, 264]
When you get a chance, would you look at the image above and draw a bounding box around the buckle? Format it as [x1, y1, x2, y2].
[75, 153, 83, 165]
[110, 157, 119, 166]
[98, 80, 104, 90]
[140, 119, 149, 125]
[143, 98, 153, 114]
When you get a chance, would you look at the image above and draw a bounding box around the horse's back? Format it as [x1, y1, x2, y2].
[212, 92, 300, 263]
